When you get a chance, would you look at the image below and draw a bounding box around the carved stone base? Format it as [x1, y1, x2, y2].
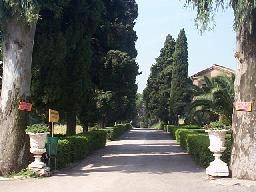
[29, 167, 51, 177]
[206, 158, 229, 177]
[28, 154, 46, 169]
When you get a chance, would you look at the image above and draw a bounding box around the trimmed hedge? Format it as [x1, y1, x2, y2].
[187, 134, 213, 167]
[100, 123, 131, 140]
[57, 130, 107, 169]
[163, 124, 232, 168]
[167, 125, 202, 138]
[176, 129, 206, 148]
[187, 134, 232, 168]
[168, 125, 179, 138]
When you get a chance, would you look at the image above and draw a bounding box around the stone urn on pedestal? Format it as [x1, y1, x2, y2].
[26, 124, 50, 176]
[205, 121, 230, 177]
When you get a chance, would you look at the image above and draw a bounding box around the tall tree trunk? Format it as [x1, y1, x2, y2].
[231, 26, 256, 180]
[0, 17, 37, 175]
[66, 111, 76, 135]
[82, 122, 89, 133]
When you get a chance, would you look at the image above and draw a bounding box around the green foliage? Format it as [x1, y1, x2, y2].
[7, 168, 39, 178]
[170, 29, 191, 123]
[83, 0, 138, 127]
[100, 50, 139, 124]
[143, 34, 176, 124]
[57, 139, 72, 168]
[31, 0, 104, 132]
[166, 124, 202, 138]
[189, 75, 235, 125]
[168, 125, 181, 138]
[30, 0, 138, 132]
[179, 125, 202, 129]
[151, 122, 162, 129]
[185, 0, 256, 33]
[175, 128, 205, 144]
[134, 93, 146, 127]
[25, 124, 48, 133]
[100, 123, 131, 140]
[0, 0, 71, 23]
[187, 134, 232, 167]
[95, 90, 113, 127]
[84, 130, 107, 152]
[222, 134, 232, 165]
[204, 121, 231, 130]
[187, 134, 213, 167]
[144, 30, 191, 126]
[57, 130, 106, 169]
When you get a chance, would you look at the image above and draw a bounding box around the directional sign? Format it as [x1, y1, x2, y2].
[18, 102, 32, 112]
[49, 109, 59, 123]
[235, 102, 252, 112]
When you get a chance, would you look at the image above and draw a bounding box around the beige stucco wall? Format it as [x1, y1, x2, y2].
[192, 68, 233, 87]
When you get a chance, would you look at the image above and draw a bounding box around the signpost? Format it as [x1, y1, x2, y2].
[235, 102, 252, 112]
[49, 109, 59, 137]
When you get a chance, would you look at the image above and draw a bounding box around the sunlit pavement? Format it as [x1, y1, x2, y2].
[1, 128, 255, 192]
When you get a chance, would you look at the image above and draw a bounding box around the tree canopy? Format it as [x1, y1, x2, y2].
[30, 0, 139, 131]
[143, 34, 176, 124]
[186, 0, 256, 32]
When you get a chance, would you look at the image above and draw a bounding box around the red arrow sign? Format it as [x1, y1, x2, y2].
[18, 102, 32, 112]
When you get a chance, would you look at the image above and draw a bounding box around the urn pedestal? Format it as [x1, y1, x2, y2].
[27, 132, 50, 176]
[206, 130, 229, 177]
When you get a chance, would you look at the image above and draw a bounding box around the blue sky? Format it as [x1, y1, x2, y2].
[135, 0, 236, 93]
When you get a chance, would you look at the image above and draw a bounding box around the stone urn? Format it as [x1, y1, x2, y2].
[27, 132, 48, 169]
[26, 124, 50, 176]
[205, 129, 229, 177]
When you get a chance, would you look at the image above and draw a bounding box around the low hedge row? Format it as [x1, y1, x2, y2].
[175, 128, 205, 145]
[187, 134, 232, 167]
[57, 130, 107, 169]
[162, 124, 232, 168]
[100, 123, 131, 140]
[167, 125, 201, 138]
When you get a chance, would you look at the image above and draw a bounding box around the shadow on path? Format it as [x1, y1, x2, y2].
[56, 128, 203, 177]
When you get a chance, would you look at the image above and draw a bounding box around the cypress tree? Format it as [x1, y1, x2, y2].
[143, 34, 176, 124]
[169, 29, 190, 124]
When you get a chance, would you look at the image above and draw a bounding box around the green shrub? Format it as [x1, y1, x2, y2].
[64, 136, 89, 162]
[167, 125, 201, 138]
[7, 168, 40, 178]
[160, 123, 165, 130]
[168, 125, 179, 138]
[57, 130, 106, 169]
[86, 130, 107, 152]
[57, 139, 72, 168]
[151, 122, 162, 129]
[124, 123, 132, 130]
[222, 134, 232, 165]
[179, 125, 202, 129]
[177, 129, 206, 149]
[187, 134, 232, 168]
[100, 124, 130, 140]
[26, 124, 49, 133]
